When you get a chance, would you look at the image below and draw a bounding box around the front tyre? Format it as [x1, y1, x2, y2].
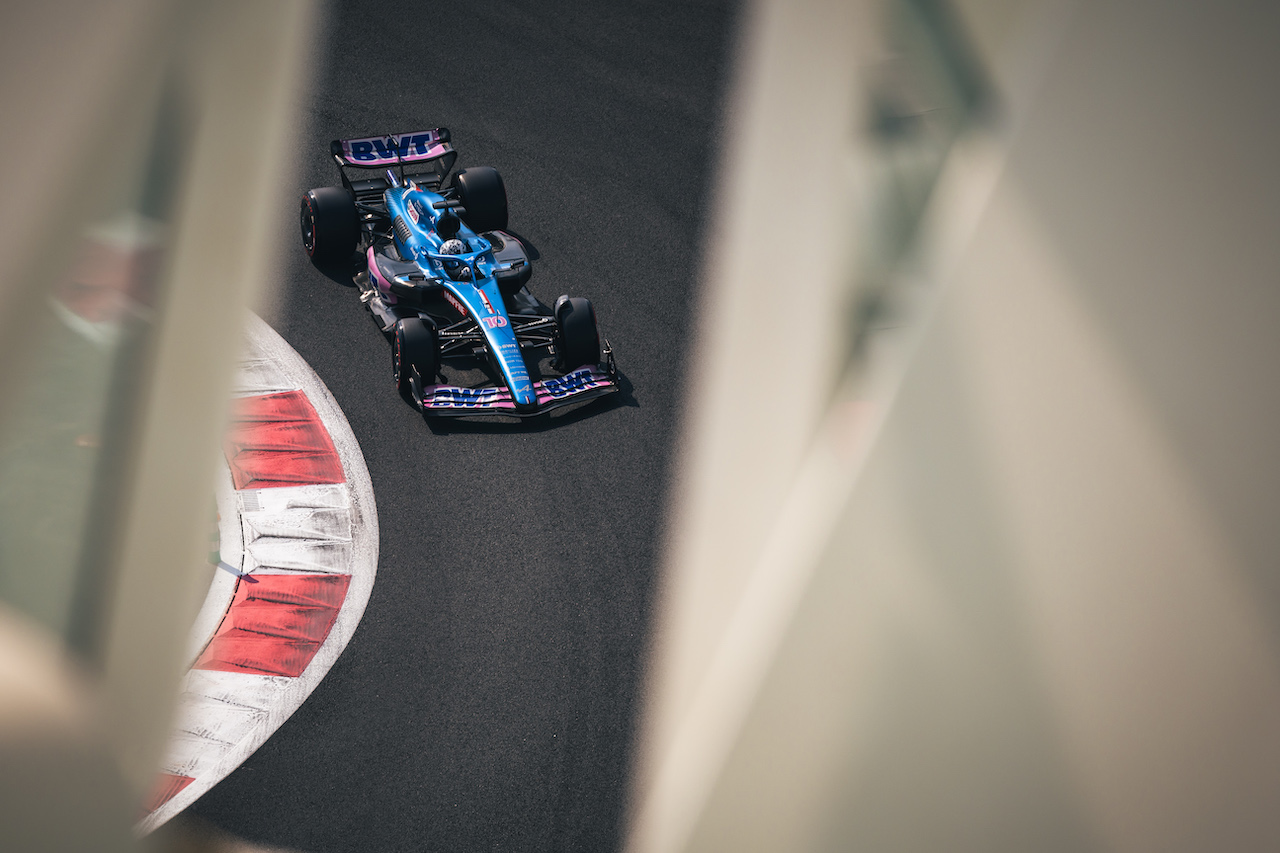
[393, 318, 439, 402]
[554, 296, 601, 371]
[452, 167, 508, 233]
[301, 187, 358, 265]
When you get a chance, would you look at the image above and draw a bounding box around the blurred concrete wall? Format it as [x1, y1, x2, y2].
[0, 2, 316, 849]
[628, 1, 1280, 850]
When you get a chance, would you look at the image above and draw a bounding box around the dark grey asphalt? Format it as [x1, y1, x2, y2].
[189, 2, 739, 851]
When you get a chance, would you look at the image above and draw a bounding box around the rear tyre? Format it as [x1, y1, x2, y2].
[452, 167, 508, 233]
[554, 296, 601, 371]
[301, 187, 358, 265]
[393, 318, 439, 400]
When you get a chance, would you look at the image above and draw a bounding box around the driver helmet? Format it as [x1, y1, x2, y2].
[439, 238, 466, 255]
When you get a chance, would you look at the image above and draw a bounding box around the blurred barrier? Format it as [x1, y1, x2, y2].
[628, 0, 1280, 850]
[0, 1, 316, 849]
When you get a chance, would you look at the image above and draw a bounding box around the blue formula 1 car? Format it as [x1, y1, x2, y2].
[300, 127, 618, 417]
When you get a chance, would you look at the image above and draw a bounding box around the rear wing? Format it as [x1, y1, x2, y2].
[330, 127, 458, 187]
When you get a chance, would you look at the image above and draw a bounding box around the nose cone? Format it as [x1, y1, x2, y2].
[505, 359, 538, 409]
[480, 296, 536, 409]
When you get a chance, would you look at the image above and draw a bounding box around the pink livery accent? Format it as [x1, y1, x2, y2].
[367, 247, 394, 302]
[420, 367, 616, 412]
[337, 129, 451, 166]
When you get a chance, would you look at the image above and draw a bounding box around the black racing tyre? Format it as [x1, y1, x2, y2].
[554, 296, 601, 371]
[393, 318, 439, 396]
[301, 187, 358, 265]
[452, 167, 508, 233]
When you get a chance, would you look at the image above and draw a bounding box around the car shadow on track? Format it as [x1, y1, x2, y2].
[421, 370, 637, 434]
[308, 253, 360, 287]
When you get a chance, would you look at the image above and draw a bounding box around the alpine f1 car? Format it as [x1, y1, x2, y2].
[300, 127, 618, 417]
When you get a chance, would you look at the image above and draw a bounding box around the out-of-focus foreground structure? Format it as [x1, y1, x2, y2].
[6, 0, 1280, 851]
[628, 1, 1280, 851]
[0, 2, 314, 850]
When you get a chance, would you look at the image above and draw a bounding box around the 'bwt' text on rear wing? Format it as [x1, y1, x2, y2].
[329, 127, 458, 189]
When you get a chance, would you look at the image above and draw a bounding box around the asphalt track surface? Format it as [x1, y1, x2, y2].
[189, 2, 739, 851]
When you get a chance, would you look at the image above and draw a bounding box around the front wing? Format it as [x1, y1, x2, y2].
[417, 365, 618, 417]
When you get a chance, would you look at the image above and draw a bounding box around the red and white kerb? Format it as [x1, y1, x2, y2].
[137, 316, 378, 833]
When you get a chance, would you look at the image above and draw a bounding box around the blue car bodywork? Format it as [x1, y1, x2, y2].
[382, 185, 537, 407]
[303, 127, 618, 418]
